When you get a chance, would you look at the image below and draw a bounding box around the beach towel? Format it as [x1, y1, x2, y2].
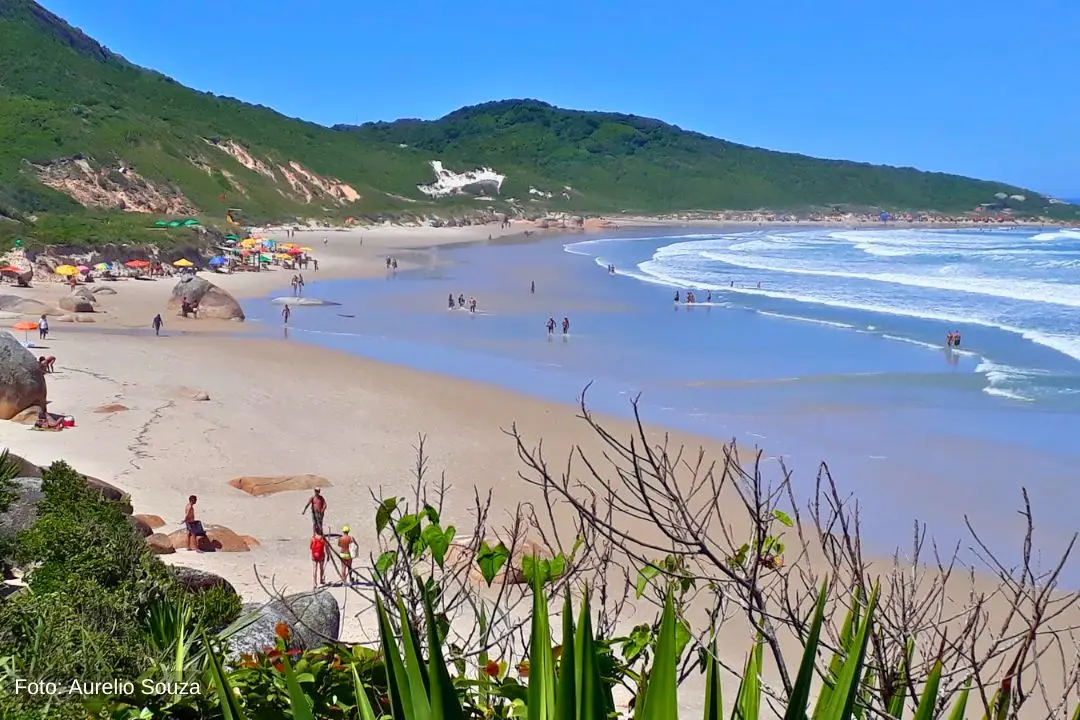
[29, 425, 63, 432]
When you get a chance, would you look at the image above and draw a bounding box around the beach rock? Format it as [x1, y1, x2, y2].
[0, 450, 42, 478]
[0, 333, 47, 420]
[128, 515, 154, 537]
[146, 533, 175, 554]
[171, 566, 237, 596]
[0, 295, 49, 315]
[94, 403, 129, 413]
[191, 390, 210, 401]
[91, 286, 117, 296]
[81, 474, 132, 514]
[167, 524, 251, 552]
[0, 478, 43, 540]
[71, 286, 97, 302]
[9, 406, 41, 426]
[240, 534, 261, 549]
[166, 276, 245, 321]
[73, 313, 96, 323]
[228, 474, 331, 497]
[134, 513, 165, 529]
[227, 590, 340, 660]
[58, 296, 95, 313]
[55, 315, 75, 323]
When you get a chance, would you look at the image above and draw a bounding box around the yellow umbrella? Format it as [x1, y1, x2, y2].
[275, 253, 292, 260]
[54, 265, 79, 276]
[173, 259, 194, 268]
[300, 247, 313, 252]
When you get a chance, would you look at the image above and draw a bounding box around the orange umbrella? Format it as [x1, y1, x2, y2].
[0, 266, 21, 274]
[125, 259, 150, 268]
[12, 320, 38, 343]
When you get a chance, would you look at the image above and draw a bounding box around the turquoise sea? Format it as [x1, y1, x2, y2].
[251, 225, 1080, 567]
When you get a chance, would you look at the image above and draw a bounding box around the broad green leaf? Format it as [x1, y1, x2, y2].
[639, 592, 679, 719]
[555, 590, 577, 720]
[375, 550, 398, 579]
[477, 541, 509, 586]
[784, 580, 829, 720]
[422, 524, 451, 568]
[422, 582, 466, 720]
[911, 661, 942, 720]
[635, 564, 662, 599]
[396, 513, 421, 541]
[423, 504, 440, 524]
[548, 553, 567, 580]
[527, 566, 556, 720]
[376, 497, 398, 534]
[773, 509, 794, 527]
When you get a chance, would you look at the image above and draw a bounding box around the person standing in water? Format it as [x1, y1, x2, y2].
[282, 304, 292, 325]
[530, 280, 535, 294]
[448, 293, 455, 309]
[152, 314, 163, 336]
[562, 317, 570, 336]
[674, 291, 680, 303]
[546, 316, 556, 336]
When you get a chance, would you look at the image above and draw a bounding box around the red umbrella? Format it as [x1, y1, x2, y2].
[286, 247, 303, 255]
[125, 259, 151, 268]
[0, 266, 22, 274]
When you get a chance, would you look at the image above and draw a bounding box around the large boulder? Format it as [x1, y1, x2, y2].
[170, 566, 237, 596]
[0, 295, 50, 315]
[71, 286, 97, 302]
[167, 276, 245, 321]
[227, 590, 340, 660]
[146, 533, 175, 554]
[0, 477, 43, 540]
[58, 295, 95, 313]
[228, 475, 331, 497]
[0, 333, 47, 420]
[81, 474, 131, 514]
[167, 524, 252, 552]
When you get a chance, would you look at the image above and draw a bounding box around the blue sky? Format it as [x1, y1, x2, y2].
[40, 0, 1078, 196]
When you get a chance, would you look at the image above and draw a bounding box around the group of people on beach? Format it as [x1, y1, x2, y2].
[546, 315, 571, 337]
[945, 331, 963, 348]
[385, 257, 399, 271]
[290, 273, 306, 297]
[674, 290, 715, 304]
[448, 293, 478, 313]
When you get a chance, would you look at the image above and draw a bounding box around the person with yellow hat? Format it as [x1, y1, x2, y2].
[337, 525, 356, 584]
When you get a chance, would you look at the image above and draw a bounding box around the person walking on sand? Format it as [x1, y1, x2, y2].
[310, 532, 327, 588]
[282, 304, 291, 325]
[337, 526, 357, 584]
[152, 314, 163, 336]
[302, 488, 326, 535]
[184, 495, 203, 553]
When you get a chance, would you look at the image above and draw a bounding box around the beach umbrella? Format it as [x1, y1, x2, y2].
[173, 259, 194, 268]
[77, 265, 89, 273]
[286, 247, 303, 255]
[125, 260, 150, 268]
[12, 320, 37, 343]
[208, 256, 226, 266]
[181, 219, 200, 226]
[154, 221, 169, 227]
[94, 263, 109, 271]
[300, 247, 313, 252]
[54, 265, 79, 276]
[0, 266, 22, 274]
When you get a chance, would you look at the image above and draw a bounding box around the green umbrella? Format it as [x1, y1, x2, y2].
[154, 221, 169, 227]
[182, 219, 200, 226]
[224, 234, 239, 240]
[166, 221, 182, 228]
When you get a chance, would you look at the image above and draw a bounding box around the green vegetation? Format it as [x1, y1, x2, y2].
[344, 99, 1065, 215]
[0, 0, 1070, 249]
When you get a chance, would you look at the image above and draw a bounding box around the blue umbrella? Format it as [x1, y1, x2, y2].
[208, 256, 226, 266]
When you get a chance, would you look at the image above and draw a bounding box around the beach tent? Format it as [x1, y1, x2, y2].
[54, 265, 79, 276]
[173, 259, 194, 268]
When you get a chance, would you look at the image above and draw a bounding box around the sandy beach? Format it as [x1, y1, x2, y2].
[2, 220, 1076, 716]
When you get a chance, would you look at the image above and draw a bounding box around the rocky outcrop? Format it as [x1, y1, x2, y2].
[58, 295, 95, 313]
[0, 295, 51, 316]
[227, 590, 340, 660]
[82, 474, 130, 513]
[146, 533, 175, 554]
[0, 478, 43, 540]
[166, 524, 252, 552]
[27, 157, 196, 214]
[0, 333, 47, 420]
[171, 566, 238, 596]
[166, 276, 245, 321]
[228, 475, 331, 497]
[134, 513, 165, 530]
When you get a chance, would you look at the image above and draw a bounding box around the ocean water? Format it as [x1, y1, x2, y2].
[250, 226, 1080, 566]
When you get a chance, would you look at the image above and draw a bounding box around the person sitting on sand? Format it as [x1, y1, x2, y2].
[310, 532, 327, 588]
[34, 408, 63, 430]
[37, 356, 55, 373]
[337, 526, 357, 584]
[184, 495, 203, 553]
[302, 488, 326, 535]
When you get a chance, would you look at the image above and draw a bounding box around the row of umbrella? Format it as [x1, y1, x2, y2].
[52, 259, 195, 276]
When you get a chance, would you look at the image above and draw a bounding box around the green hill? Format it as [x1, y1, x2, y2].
[0, 0, 1068, 247]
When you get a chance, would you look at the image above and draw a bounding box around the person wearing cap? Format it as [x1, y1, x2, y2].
[337, 525, 357, 584]
[302, 488, 326, 535]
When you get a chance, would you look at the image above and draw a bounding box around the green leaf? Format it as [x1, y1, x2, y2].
[201, 631, 248, 720]
[548, 553, 567, 580]
[885, 638, 915, 718]
[773, 509, 794, 527]
[375, 550, 398, 579]
[638, 592, 679, 719]
[784, 580, 829, 720]
[635, 564, 662, 599]
[527, 568, 556, 720]
[352, 665, 378, 720]
[278, 641, 316, 720]
[822, 584, 880, 720]
[477, 541, 509, 586]
[397, 597, 433, 720]
[911, 661, 942, 720]
[396, 512, 421, 540]
[555, 590, 578, 720]
[423, 504, 440, 524]
[575, 590, 613, 720]
[421, 580, 466, 720]
[946, 679, 970, 720]
[733, 637, 762, 720]
[376, 497, 398, 535]
[375, 595, 412, 720]
[422, 524, 452, 568]
[703, 635, 724, 720]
